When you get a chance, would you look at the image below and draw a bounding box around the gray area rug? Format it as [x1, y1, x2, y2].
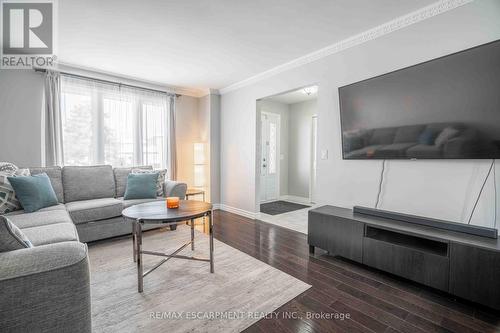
[260, 200, 310, 215]
[88, 225, 311, 333]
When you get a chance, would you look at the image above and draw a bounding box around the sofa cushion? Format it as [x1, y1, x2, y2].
[120, 197, 165, 209]
[22, 223, 78, 246]
[0, 216, 33, 252]
[65, 198, 122, 224]
[406, 144, 443, 158]
[113, 166, 153, 198]
[0, 168, 30, 214]
[368, 128, 396, 145]
[7, 173, 59, 213]
[393, 125, 425, 143]
[7, 208, 72, 229]
[5, 203, 67, 216]
[29, 166, 64, 203]
[63, 165, 115, 202]
[344, 145, 384, 159]
[374, 143, 417, 158]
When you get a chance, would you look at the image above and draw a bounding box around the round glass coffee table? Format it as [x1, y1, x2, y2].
[122, 200, 213, 292]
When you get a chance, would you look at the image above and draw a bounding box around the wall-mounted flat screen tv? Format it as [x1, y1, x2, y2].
[339, 40, 500, 160]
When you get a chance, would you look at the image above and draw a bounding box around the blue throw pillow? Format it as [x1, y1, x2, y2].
[7, 173, 59, 213]
[418, 128, 438, 145]
[124, 173, 159, 200]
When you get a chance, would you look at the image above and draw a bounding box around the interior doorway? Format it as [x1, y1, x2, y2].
[256, 85, 318, 215]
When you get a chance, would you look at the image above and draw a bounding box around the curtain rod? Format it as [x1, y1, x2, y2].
[34, 68, 180, 97]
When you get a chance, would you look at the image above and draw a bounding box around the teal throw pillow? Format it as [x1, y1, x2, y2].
[7, 173, 59, 213]
[124, 173, 159, 200]
[418, 128, 438, 145]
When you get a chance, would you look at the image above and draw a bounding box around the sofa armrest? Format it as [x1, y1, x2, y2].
[444, 137, 475, 158]
[0, 242, 91, 333]
[343, 133, 366, 153]
[164, 180, 188, 199]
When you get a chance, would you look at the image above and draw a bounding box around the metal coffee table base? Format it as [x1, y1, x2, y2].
[132, 211, 214, 293]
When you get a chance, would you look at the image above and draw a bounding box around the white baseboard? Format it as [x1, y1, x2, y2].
[259, 199, 276, 204]
[217, 204, 257, 219]
[279, 195, 311, 205]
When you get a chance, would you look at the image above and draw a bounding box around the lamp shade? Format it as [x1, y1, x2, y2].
[194, 165, 205, 187]
[194, 143, 206, 165]
[193, 143, 206, 188]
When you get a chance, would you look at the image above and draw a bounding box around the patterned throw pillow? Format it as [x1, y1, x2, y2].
[0, 215, 33, 252]
[0, 168, 31, 214]
[131, 169, 167, 197]
[0, 162, 18, 173]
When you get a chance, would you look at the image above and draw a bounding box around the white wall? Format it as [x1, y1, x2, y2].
[288, 99, 316, 198]
[220, 0, 500, 229]
[0, 70, 44, 167]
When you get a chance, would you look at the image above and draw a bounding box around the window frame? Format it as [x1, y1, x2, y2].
[60, 78, 171, 169]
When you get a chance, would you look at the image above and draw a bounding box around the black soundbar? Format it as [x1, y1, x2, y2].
[353, 206, 498, 239]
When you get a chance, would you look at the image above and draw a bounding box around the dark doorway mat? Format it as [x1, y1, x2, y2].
[260, 201, 310, 215]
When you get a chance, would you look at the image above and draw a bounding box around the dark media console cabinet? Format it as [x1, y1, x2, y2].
[308, 205, 500, 310]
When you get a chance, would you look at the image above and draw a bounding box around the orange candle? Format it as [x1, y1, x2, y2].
[166, 197, 180, 209]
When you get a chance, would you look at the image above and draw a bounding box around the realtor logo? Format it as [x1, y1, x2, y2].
[2, 2, 52, 54]
[1, 0, 55, 68]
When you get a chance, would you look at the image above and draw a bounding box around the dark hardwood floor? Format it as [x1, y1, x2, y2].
[211, 210, 500, 333]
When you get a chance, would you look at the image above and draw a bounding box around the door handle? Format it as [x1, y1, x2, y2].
[263, 164, 267, 168]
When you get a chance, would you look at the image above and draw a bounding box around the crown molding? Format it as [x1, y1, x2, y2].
[196, 89, 222, 99]
[174, 87, 211, 98]
[219, 0, 474, 95]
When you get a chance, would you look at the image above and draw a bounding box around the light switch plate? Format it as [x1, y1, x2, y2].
[321, 149, 328, 160]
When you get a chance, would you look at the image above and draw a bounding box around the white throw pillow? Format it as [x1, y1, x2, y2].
[0, 168, 31, 214]
[131, 169, 167, 197]
[434, 127, 460, 147]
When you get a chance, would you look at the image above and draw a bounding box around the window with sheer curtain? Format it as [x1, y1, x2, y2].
[60, 75, 172, 170]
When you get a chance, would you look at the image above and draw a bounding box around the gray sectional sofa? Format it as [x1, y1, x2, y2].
[6, 165, 187, 243]
[0, 165, 186, 332]
[343, 122, 481, 159]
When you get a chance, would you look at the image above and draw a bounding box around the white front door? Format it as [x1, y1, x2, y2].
[260, 112, 280, 202]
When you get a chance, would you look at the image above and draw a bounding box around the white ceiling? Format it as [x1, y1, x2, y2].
[264, 87, 318, 105]
[57, 0, 437, 92]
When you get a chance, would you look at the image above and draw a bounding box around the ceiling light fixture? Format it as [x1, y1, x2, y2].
[302, 86, 318, 95]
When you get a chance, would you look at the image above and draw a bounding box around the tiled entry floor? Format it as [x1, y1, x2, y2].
[257, 203, 318, 234]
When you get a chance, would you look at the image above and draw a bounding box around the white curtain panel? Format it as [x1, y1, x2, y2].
[59, 75, 175, 170]
[44, 70, 64, 166]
